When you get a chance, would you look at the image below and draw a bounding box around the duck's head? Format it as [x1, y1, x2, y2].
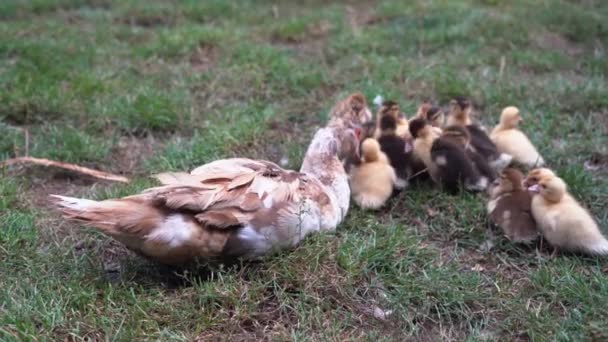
[341, 92, 372, 125]
[500, 106, 522, 129]
[526, 172, 566, 203]
[327, 92, 372, 128]
[488, 168, 525, 198]
[441, 125, 471, 148]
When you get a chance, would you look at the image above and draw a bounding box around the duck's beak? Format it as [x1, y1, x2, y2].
[527, 184, 540, 193]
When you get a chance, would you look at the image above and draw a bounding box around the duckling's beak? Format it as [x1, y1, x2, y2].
[527, 184, 540, 193]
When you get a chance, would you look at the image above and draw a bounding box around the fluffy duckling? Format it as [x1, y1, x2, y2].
[447, 97, 512, 171]
[415, 101, 445, 129]
[442, 126, 497, 182]
[487, 168, 538, 243]
[526, 169, 608, 255]
[349, 138, 396, 209]
[430, 127, 488, 193]
[375, 100, 410, 140]
[409, 118, 441, 182]
[377, 114, 413, 189]
[491, 106, 545, 168]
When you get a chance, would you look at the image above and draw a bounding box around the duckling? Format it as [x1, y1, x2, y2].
[430, 128, 488, 193]
[487, 168, 538, 243]
[409, 118, 441, 182]
[349, 138, 396, 209]
[446, 96, 473, 127]
[375, 100, 410, 140]
[490, 106, 545, 169]
[377, 114, 412, 189]
[447, 97, 512, 171]
[526, 169, 608, 255]
[415, 101, 445, 129]
[442, 126, 497, 182]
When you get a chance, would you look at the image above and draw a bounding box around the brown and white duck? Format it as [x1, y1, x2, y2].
[51, 125, 359, 265]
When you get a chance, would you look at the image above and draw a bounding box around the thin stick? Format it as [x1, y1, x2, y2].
[0, 156, 130, 183]
[407, 167, 429, 181]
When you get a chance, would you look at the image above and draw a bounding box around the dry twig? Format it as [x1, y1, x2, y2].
[0, 156, 130, 183]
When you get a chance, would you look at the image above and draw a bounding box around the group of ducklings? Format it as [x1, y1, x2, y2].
[348, 96, 607, 256]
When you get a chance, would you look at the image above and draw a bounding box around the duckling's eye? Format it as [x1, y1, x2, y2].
[540, 184, 546, 189]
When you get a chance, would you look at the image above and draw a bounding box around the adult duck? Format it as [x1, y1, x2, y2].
[51, 124, 359, 264]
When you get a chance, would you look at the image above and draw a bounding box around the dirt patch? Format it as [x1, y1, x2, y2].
[532, 31, 583, 56]
[107, 135, 159, 175]
[189, 42, 219, 74]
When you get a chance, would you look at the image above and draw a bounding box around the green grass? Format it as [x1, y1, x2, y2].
[1, 0, 608, 340]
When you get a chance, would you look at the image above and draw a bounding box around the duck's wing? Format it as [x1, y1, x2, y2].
[147, 159, 306, 229]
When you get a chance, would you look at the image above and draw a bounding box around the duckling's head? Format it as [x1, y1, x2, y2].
[360, 138, 383, 163]
[524, 168, 556, 188]
[500, 106, 522, 129]
[449, 96, 471, 118]
[379, 114, 398, 135]
[427, 106, 445, 127]
[416, 102, 432, 119]
[408, 118, 430, 139]
[378, 100, 401, 120]
[488, 168, 525, 198]
[442, 125, 471, 148]
[527, 174, 567, 203]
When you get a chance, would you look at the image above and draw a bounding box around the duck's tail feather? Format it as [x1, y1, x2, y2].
[50, 195, 134, 232]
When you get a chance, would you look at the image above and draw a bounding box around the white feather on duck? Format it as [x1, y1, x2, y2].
[51, 126, 358, 265]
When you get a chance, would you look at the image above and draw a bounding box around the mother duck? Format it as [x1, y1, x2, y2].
[51, 94, 370, 265]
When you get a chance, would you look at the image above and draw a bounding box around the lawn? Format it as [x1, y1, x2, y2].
[1, 0, 608, 340]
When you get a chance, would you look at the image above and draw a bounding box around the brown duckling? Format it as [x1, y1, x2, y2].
[487, 168, 538, 243]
